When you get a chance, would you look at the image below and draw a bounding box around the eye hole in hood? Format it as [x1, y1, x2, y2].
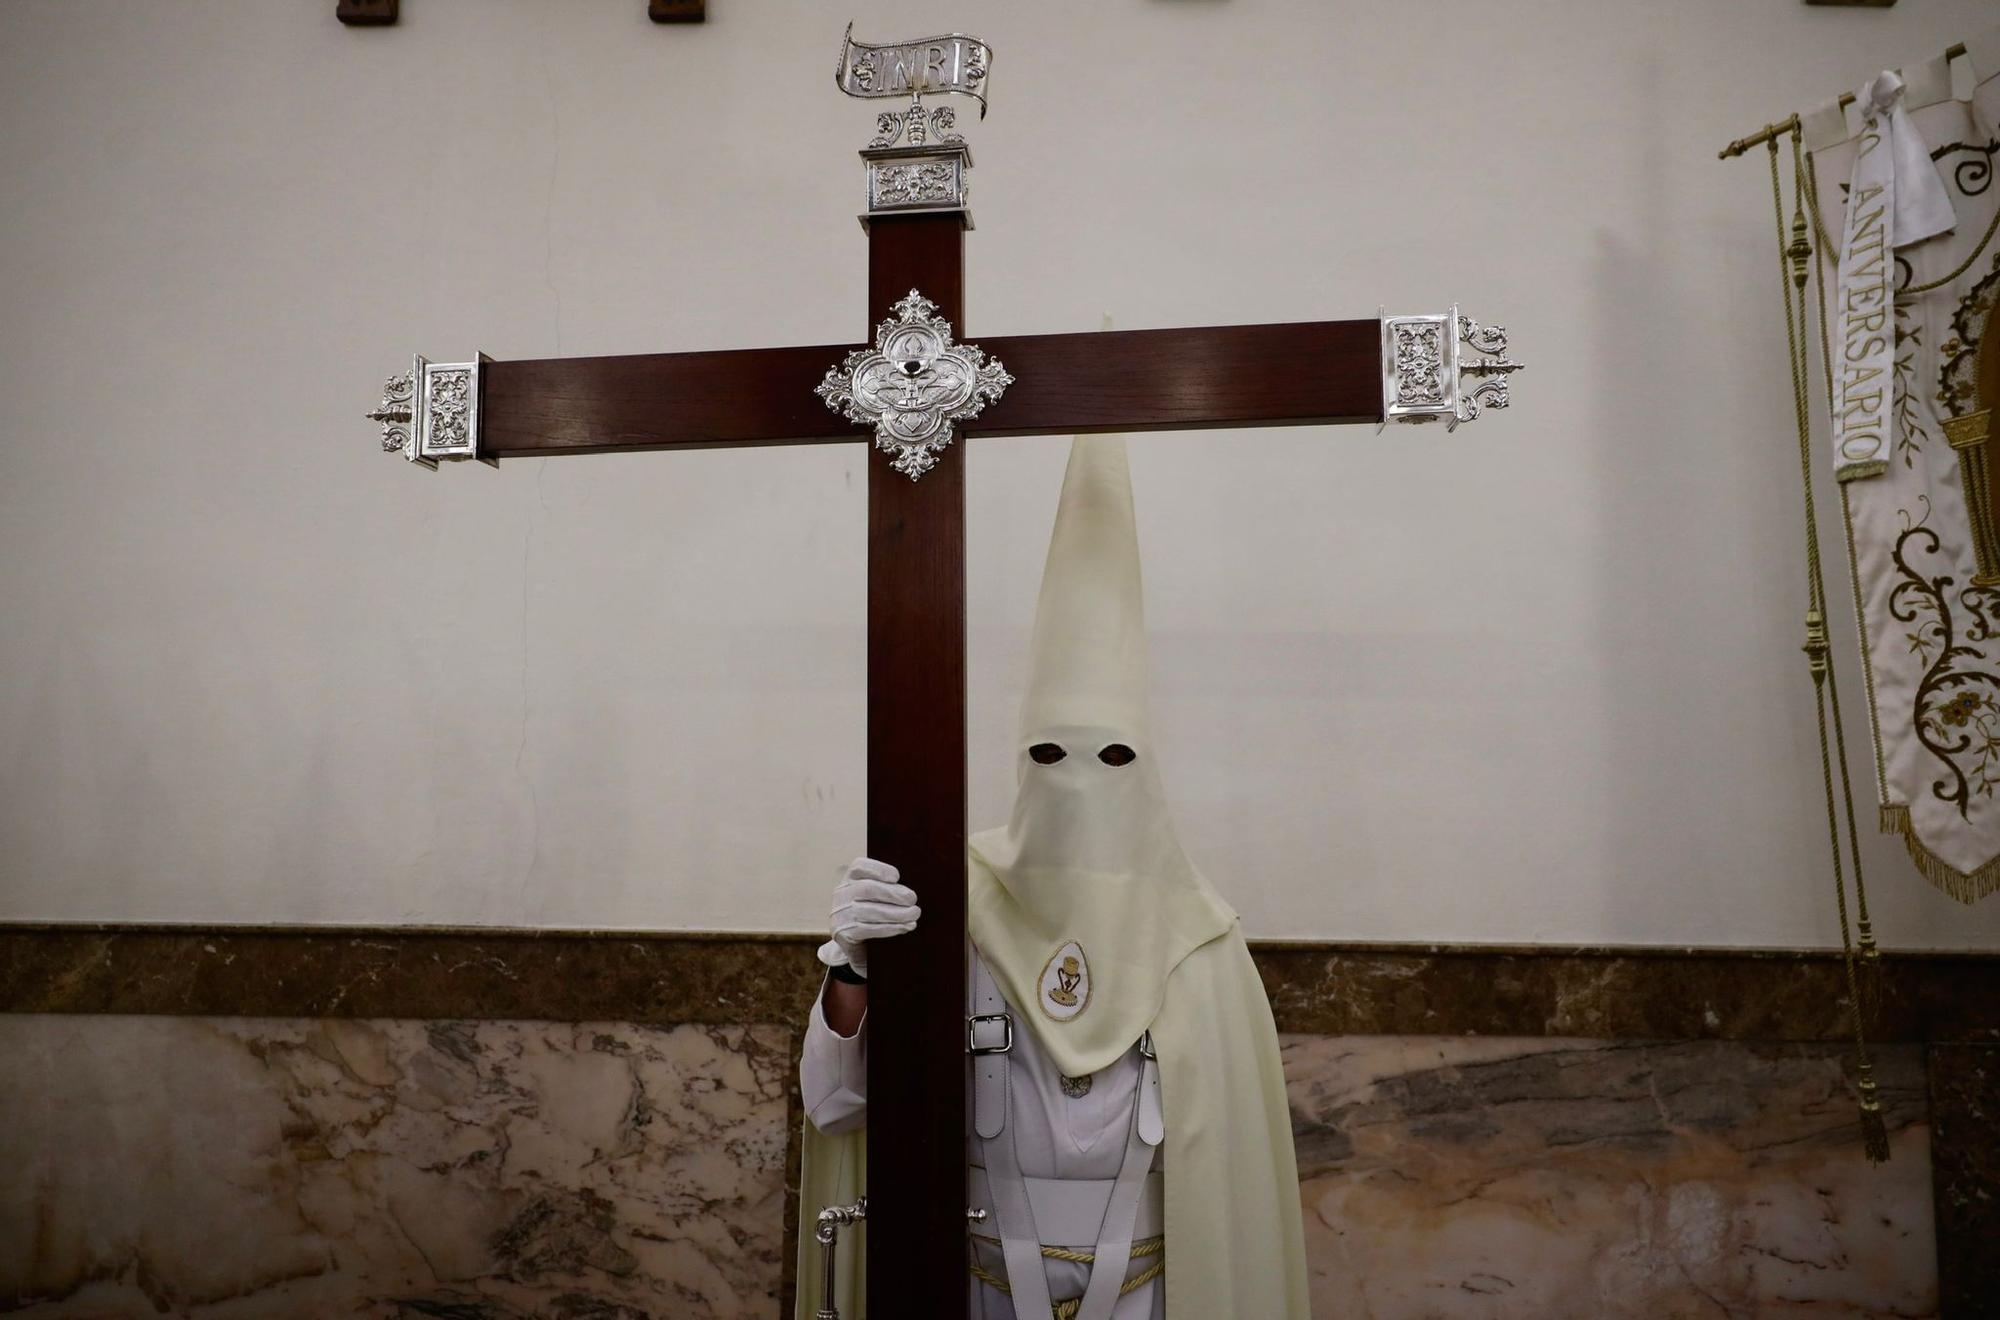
[1028, 742, 1067, 765]
[1097, 743, 1136, 767]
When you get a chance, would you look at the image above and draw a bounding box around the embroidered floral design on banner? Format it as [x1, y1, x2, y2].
[1892, 497, 2000, 814]
[1038, 941, 1091, 1023]
[1932, 136, 1999, 200]
[1894, 303, 1930, 467]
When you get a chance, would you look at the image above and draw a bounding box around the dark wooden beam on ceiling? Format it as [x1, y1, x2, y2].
[337, 2, 708, 26]
[335, 0, 398, 25]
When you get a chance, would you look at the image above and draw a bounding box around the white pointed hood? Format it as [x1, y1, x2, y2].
[804, 444, 1308, 1320]
[969, 435, 1236, 1078]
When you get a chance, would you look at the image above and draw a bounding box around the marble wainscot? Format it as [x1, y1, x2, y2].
[0, 927, 1992, 1317]
[1288, 1036, 1934, 1318]
[0, 1016, 791, 1318]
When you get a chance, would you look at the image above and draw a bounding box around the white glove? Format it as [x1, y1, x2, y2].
[817, 856, 920, 978]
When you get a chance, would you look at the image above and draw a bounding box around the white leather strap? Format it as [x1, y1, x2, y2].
[1072, 1090, 1158, 1320]
[1138, 1034, 1163, 1148]
[980, 1090, 1057, 1320]
[970, 951, 1009, 1141]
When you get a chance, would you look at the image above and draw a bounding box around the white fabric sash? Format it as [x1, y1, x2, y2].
[1832, 71, 1956, 481]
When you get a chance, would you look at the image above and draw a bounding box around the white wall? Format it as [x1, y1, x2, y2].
[4, 0, 1999, 948]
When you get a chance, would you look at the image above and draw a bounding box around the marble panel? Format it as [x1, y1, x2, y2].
[1286, 1035, 1936, 1319]
[0, 1016, 791, 1319]
[0, 1014, 1957, 1319]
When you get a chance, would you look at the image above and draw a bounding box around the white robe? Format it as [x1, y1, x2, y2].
[801, 955, 1165, 1318]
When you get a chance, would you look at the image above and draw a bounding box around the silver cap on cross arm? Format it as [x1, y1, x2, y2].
[1379, 307, 1523, 431]
[367, 353, 493, 470]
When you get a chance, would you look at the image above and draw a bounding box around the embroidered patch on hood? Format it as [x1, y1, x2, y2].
[1038, 940, 1091, 1021]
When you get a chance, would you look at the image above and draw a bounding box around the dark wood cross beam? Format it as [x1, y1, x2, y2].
[480, 288, 1378, 454]
[378, 93, 1513, 1302]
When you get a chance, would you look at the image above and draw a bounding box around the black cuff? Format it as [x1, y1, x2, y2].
[829, 961, 868, 986]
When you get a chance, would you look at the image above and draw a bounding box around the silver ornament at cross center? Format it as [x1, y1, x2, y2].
[816, 289, 1014, 480]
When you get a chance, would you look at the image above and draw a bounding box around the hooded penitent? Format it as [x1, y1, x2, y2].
[797, 434, 1309, 1319]
[966, 434, 1236, 1079]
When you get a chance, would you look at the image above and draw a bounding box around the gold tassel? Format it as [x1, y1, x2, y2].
[1856, 1063, 1890, 1164]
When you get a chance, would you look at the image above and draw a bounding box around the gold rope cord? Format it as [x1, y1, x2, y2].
[1806, 176, 2000, 297]
[1768, 134, 1889, 1162]
[968, 1235, 1166, 1319]
[1800, 144, 1889, 1011]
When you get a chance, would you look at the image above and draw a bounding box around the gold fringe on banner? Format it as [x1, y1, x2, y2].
[1879, 802, 2000, 903]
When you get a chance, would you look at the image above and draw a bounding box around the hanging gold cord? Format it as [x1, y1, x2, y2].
[1799, 142, 1887, 1021]
[1802, 176, 2000, 298]
[1767, 132, 1889, 1163]
[1905, 203, 2000, 296]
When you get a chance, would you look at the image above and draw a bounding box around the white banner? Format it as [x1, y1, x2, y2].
[1808, 35, 2000, 899]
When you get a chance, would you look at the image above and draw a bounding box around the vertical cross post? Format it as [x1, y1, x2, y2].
[863, 211, 969, 1314]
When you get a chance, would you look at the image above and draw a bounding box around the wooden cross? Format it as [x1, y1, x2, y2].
[367, 32, 1517, 1318]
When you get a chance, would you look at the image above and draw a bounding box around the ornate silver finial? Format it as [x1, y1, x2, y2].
[369, 371, 415, 456]
[868, 103, 963, 152]
[816, 289, 1013, 480]
[835, 25, 990, 115]
[836, 25, 993, 223]
[1379, 306, 1524, 431]
[366, 354, 489, 469]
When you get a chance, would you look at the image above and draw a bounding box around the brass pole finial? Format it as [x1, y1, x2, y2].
[1803, 608, 1831, 683]
[1787, 206, 1813, 291]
